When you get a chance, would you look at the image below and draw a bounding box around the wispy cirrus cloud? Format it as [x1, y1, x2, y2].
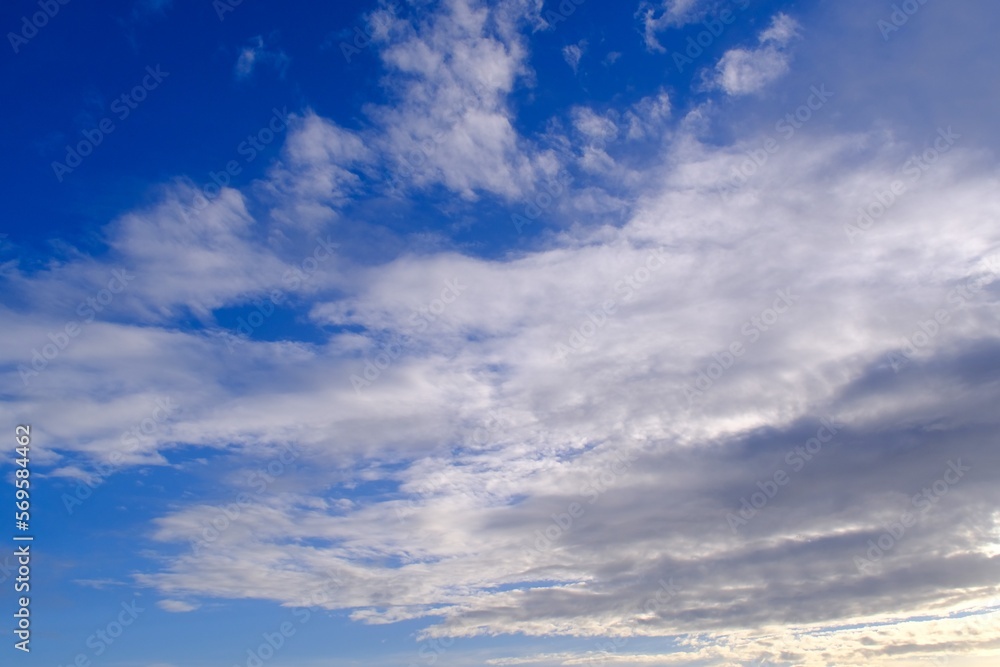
[234, 35, 290, 81]
[639, 0, 709, 51]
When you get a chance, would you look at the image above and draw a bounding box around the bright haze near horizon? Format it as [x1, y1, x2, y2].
[1, 0, 1000, 665]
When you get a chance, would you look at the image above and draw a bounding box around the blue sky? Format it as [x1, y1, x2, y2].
[2, 0, 1000, 666]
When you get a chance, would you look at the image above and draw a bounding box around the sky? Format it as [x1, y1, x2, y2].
[1, 0, 1000, 666]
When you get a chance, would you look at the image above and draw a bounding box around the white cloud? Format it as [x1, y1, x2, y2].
[572, 107, 618, 145]
[562, 40, 587, 73]
[262, 110, 373, 228]
[157, 599, 201, 612]
[625, 89, 671, 140]
[714, 46, 790, 95]
[234, 35, 290, 81]
[639, 0, 706, 52]
[364, 0, 552, 200]
[713, 13, 801, 95]
[486, 611, 1000, 665]
[760, 10, 801, 44]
